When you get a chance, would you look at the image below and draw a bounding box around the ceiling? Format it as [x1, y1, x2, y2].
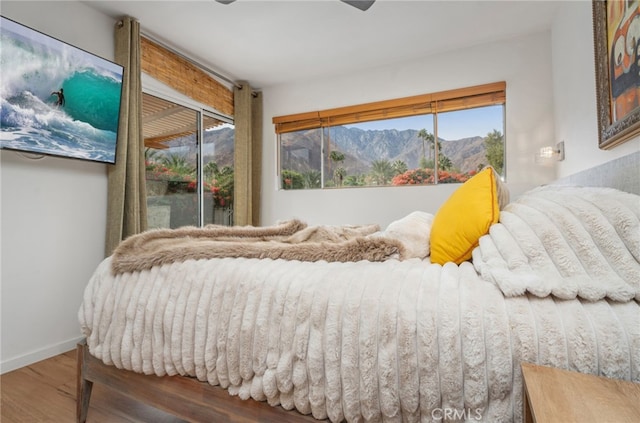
[83, 0, 561, 90]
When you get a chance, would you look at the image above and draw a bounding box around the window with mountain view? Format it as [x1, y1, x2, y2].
[275, 82, 505, 190]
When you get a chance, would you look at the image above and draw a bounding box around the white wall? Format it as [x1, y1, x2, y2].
[552, 0, 640, 177]
[261, 31, 557, 227]
[0, 1, 116, 373]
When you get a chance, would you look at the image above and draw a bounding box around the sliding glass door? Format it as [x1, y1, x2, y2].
[201, 113, 234, 226]
[143, 93, 234, 229]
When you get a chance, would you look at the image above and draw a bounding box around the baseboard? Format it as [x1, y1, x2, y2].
[0, 335, 84, 374]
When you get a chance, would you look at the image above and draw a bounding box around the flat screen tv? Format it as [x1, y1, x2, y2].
[0, 16, 123, 164]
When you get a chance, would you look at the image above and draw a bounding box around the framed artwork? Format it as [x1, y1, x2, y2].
[593, 0, 640, 149]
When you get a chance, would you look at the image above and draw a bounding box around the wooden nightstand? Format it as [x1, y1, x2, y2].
[521, 363, 640, 423]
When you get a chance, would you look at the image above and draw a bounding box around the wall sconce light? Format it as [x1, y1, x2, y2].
[536, 141, 565, 163]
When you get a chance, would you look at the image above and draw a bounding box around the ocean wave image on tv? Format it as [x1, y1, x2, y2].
[0, 16, 124, 164]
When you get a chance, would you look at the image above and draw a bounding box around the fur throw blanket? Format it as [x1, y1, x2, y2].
[473, 185, 640, 302]
[111, 219, 414, 275]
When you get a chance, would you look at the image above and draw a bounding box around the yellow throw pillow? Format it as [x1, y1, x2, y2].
[430, 166, 504, 265]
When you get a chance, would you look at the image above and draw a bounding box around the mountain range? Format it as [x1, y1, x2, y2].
[165, 126, 491, 175]
[281, 126, 489, 175]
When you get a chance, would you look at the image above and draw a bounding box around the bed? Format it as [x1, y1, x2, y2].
[77, 166, 640, 423]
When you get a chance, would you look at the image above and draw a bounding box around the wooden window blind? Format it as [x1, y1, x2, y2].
[273, 81, 505, 134]
[141, 37, 234, 117]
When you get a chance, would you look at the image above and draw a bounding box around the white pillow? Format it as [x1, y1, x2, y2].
[382, 211, 434, 259]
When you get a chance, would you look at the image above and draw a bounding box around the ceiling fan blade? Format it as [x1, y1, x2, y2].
[341, 0, 375, 11]
[216, 0, 375, 11]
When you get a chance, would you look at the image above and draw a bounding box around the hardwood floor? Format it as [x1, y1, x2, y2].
[1, 350, 186, 423]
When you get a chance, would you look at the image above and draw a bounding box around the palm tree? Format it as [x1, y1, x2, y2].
[439, 154, 453, 171]
[344, 174, 366, 187]
[370, 159, 395, 185]
[484, 129, 504, 175]
[302, 170, 322, 188]
[329, 150, 345, 163]
[417, 129, 435, 165]
[162, 154, 196, 175]
[203, 161, 219, 179]
[392, 160, 408, 175]
[333, 167, 347, 186]
[328, 150, 345, 177]
[417, 130, 452, 171]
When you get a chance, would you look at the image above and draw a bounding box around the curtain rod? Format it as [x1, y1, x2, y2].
[140, 29, 242, 90]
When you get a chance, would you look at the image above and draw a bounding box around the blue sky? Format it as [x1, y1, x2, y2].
[345, 105, 504, 140]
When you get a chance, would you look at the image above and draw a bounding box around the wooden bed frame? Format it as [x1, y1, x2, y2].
[76, 340, 325, 422]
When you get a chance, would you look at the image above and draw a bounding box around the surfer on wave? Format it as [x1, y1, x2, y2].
[51, 88, 65, 107]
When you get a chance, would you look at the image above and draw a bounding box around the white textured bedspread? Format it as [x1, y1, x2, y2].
[473, 186, 640, 302]
[79, 256, 640, 422]
[79, 186, 640, 422]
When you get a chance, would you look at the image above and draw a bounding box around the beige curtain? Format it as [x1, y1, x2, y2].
[105, 16, 147, 256]
[233, 82, 262, 226]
